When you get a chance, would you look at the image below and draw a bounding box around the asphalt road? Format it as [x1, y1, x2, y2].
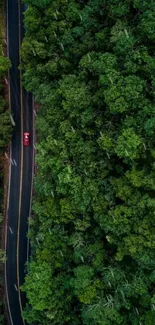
[5, 1, 33, 324]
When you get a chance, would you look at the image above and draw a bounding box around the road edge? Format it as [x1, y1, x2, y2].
[4, 0, 13, 322]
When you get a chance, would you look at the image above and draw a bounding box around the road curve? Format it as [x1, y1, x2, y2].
[5, 1, 33, 324]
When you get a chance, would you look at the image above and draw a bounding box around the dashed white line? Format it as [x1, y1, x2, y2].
[13, 159, 17, 166]
[14, 284, 18, 291]
[9, 227, 13, 235]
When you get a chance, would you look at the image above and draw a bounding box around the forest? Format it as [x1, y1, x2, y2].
[21, 0, 155, 324]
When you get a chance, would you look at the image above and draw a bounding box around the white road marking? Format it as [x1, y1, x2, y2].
[9, 227, 13, 235]
[14, 284, 18, 291]
[13, 159, 17, 166]
[10, 114, 16, 126]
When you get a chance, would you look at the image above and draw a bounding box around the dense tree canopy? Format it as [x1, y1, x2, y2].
[21, 0, 155, 324]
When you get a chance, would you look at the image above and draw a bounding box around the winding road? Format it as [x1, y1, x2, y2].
[5, 0, 34, 324]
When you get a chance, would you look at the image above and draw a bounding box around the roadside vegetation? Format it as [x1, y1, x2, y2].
[21, 1, 155, 324]
[0, 1, 12, 323]
[0, 4, 11, 150]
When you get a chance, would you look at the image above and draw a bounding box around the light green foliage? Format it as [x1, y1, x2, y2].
[22, 262, 53, 311]
[24, 6, 42, 33]
[115, 128, 142, 160]
[71, 266, 98, 304]
[21, 0, 155, 324]
[0, 56, 10, 76]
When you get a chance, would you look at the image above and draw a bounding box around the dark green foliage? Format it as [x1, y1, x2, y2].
[0, 2, 12, 322]
[21, 0, 155, 324]
[0, 55, 12, 149]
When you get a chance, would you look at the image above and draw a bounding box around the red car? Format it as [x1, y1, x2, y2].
[23, 132, 30, 146]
